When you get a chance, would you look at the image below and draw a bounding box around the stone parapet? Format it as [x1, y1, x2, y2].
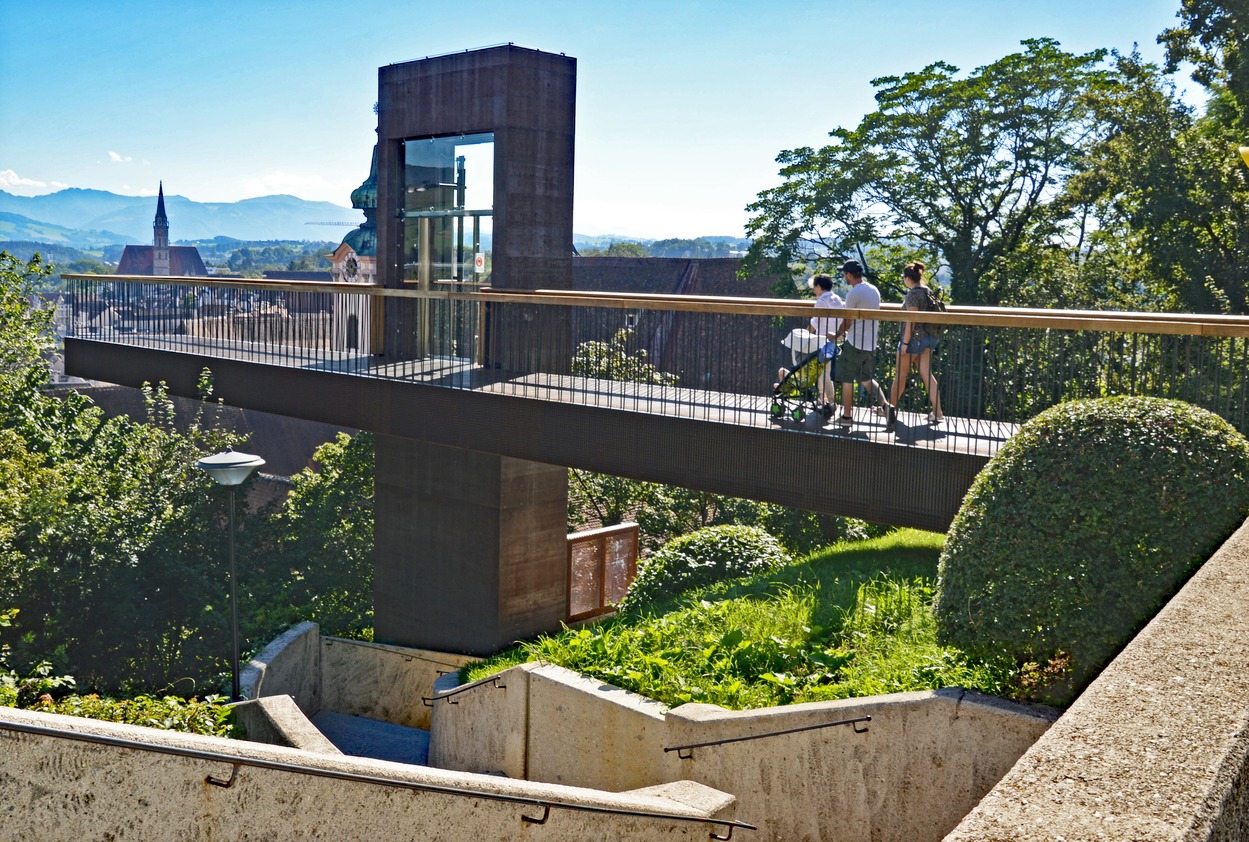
[946, 517, 1249, 841]
[0, 705, 738, 840]
[430, 663, 1055, 841]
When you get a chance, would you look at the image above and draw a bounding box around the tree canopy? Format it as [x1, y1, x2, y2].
[745, 11, 1249, 314]
[745, 39, 1110, 305]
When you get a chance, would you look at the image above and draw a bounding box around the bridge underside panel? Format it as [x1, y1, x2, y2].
[65, 341, 985, 531]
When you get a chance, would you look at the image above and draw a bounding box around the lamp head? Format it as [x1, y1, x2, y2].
[1240, 146, 1249, 169]
[196, 446, 265, 487]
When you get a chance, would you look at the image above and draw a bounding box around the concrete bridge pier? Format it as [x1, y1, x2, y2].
[373, 434, 569, 654]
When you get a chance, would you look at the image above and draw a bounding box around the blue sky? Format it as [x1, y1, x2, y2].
[1, 0, 1192, 239]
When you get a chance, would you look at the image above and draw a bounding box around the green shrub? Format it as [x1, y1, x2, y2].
[754, 503, 888, 556]
[618, 524, 790, 614]
[934, 397, 1249, 705]
[28, 693, 236, 738]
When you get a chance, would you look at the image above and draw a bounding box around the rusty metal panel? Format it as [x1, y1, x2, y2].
[567, 523, 639, 622]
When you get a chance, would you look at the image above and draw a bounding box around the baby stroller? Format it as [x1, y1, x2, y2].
[771, 329, 838, 423]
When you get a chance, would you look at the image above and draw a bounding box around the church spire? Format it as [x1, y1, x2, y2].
[153, 182, 170, 275]
[155, 181, 168, 228]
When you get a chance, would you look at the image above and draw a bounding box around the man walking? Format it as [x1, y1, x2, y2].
[830, 260, 893, 429]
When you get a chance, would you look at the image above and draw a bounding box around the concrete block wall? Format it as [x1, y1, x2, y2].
[429, 663, 1056, 842]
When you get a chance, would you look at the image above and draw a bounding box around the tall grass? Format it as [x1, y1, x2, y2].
[465, 529, 1015, 709]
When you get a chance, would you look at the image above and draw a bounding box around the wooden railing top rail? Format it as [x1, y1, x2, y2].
[61, 273, 470, 300]
[61, 274, 1249, 338]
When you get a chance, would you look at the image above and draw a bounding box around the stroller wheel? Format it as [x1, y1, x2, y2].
[822, 403, 834, 420]
[792, 407, 805, 422]
[770, 402, 784, 418]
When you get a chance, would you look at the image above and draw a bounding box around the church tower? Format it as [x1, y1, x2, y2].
[152, 182, 170, 275]
[116, 182, 206, 276]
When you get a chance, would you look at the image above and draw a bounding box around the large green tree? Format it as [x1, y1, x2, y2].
[744, 39, 1110, 305]
[1065, 2, 1249, 314]
[1160, 0, 1249, 124]
[256, 431, 375, 640]
[0, 252, 256, 691]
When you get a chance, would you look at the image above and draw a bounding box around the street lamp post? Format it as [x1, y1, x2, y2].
[196, 446, 265, 702]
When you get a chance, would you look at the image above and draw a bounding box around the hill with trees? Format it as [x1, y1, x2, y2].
[0, 189, 361, 245]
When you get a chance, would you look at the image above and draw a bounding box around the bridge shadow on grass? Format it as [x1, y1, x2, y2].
[694, 530, 945, 635]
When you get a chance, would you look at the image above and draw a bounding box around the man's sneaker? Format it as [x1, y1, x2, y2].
[886, 405, 897, 432]
[837, 411, 853, 427]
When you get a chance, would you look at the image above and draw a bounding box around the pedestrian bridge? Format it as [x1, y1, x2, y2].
[61, 275, 1249, 533]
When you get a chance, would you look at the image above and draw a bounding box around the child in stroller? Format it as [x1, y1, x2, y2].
[771, 329, 839, 423]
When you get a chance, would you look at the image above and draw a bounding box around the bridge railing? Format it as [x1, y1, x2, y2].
[60, 275, 1249, 457]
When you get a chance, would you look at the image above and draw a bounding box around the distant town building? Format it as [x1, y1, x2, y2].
[326, 145, 380, 352]
[116, 183, 208, 276]
[330, 145, 378, 287]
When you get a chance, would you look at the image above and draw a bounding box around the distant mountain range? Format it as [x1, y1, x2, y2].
[0, 188, 747, 258]
[0, 188, 364, 247]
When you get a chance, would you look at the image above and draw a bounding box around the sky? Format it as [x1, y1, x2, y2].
[0, 0, 1196, 240]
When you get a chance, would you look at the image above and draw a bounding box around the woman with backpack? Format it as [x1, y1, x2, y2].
[887, 261, 944, 426]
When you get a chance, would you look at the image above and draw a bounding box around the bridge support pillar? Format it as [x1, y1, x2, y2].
[372, 434, 569, 655]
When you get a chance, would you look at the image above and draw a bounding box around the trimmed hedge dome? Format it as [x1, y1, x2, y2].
[934, 397, 1249, 705]
[618, 524, 790, 614]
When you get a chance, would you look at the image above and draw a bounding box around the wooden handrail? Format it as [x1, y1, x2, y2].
[60, 274, 482, 301]
[60, 274, 1249, 337]
[475, 289, 1249, 337]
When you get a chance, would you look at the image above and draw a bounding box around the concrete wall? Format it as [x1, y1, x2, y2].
[430, 663, 680, 790]
[0, 705, 738, 841]
[232, 695, 341, 754]
[429, 663, 1056, 842]
[527, 665, 678, 791]
[373, 436, 571, 655]
[242, 620, 321, 714]
[670, 689, 1053, 842]
[319, 637, 476, 730]
[946, 517, 1249, 841]
[428, 667, 532, 778]
[241, 623, 475, 731]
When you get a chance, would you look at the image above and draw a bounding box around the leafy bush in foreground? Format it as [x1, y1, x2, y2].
[27, 693, 236, 738]
[935, 397, 1249, 705]
[3, 608, 235, 737]
[618, 524, 790, 614]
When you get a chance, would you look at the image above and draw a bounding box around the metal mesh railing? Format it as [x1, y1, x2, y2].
[60, 275, 1249, 458]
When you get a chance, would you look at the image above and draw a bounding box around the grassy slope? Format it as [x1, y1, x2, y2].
[466, 529, 1013, 710]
